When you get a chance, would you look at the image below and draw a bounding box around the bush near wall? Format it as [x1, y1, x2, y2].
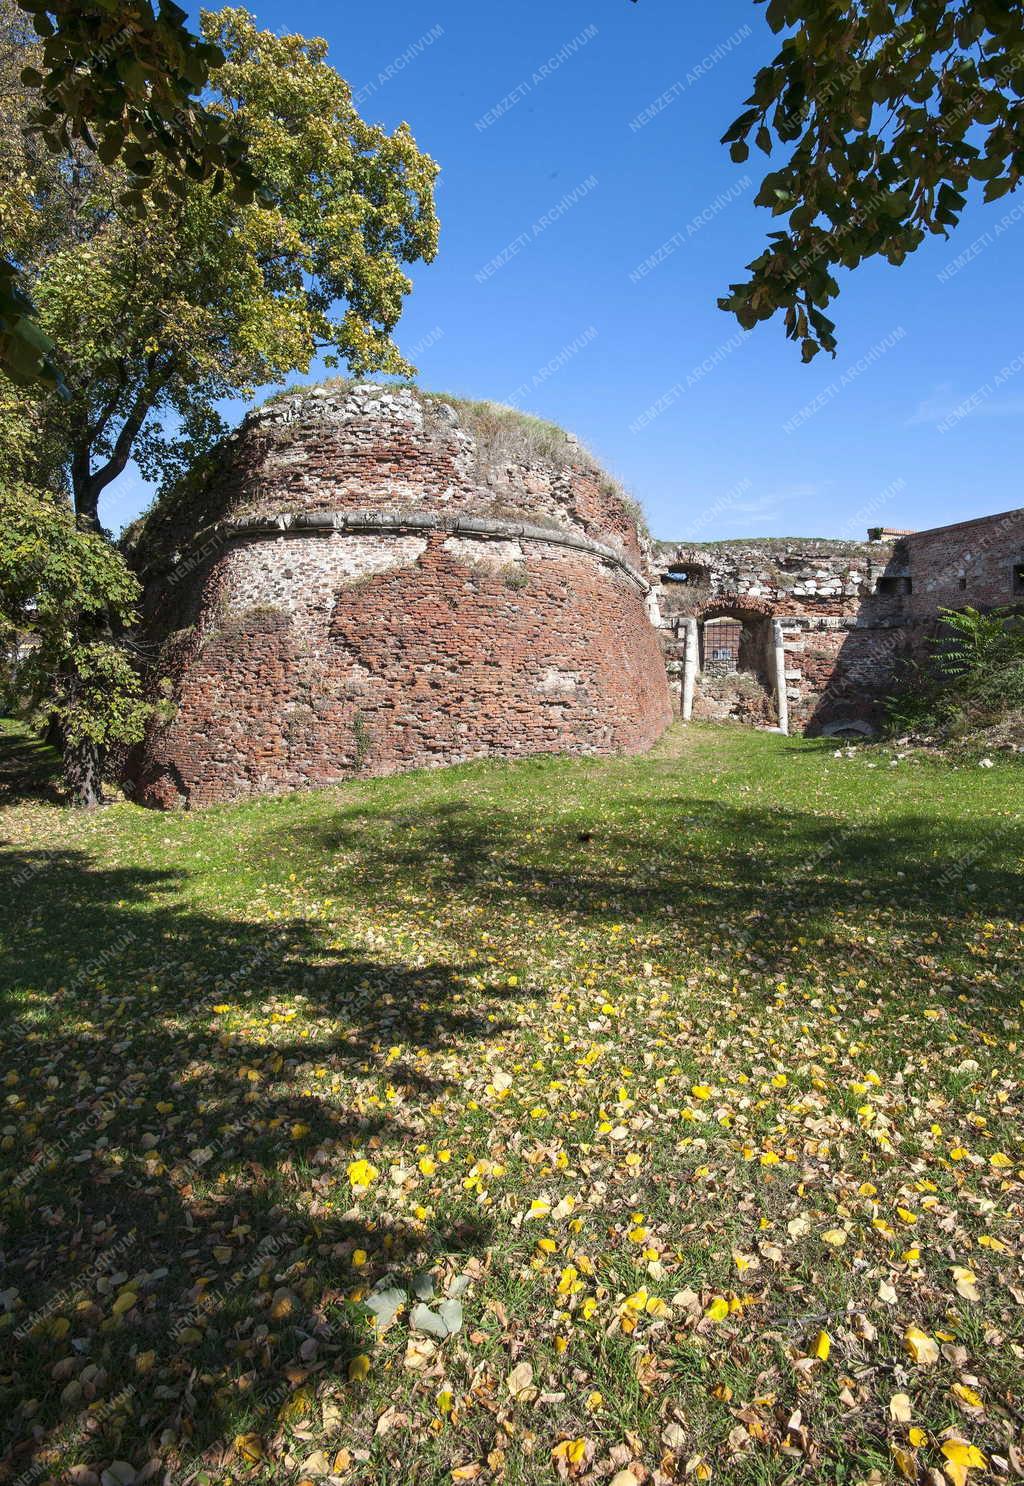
[887, 607, 1024, 748]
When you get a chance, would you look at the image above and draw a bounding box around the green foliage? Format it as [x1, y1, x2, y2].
[0, 376, 66, 491]
[0, 483, 150, 752]
[721, 1, 1024, 359]
[14, 0, 257, 200]
[2, 4, 439, 526]
[2, 0, 261, 389]
[887, 606, 1024, 741]
[0, 257, 65, 392]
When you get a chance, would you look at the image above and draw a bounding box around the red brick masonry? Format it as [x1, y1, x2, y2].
[126, 381, 1024, 804]
[127, 386, 671, 808]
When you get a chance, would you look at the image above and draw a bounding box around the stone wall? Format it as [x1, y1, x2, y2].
[126, 385, 670, 808]
[126, 380, 1024, 799]
[652, 510, 1024, 735]
[134, 381, 650, 575]
[651, 539, 910, 733]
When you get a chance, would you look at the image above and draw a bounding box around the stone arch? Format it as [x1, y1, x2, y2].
[698, 596, 775, 624]
[821, 718, 877, 739]
[691, 600, 778, 726]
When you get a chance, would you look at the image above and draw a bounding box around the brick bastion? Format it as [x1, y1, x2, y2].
[124, 382, 672, 808]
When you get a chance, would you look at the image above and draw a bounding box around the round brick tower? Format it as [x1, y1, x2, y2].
[125, 382, 671, 807]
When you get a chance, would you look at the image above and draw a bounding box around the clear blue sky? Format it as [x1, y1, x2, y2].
[107, 0, 1024, 542]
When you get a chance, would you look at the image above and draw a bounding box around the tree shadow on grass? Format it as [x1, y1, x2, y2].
[0, 722, 62, 805]
[2, 769, 1021, 1478]
[0, 846, 526, 1483]
[274, 791, 1024, 1019]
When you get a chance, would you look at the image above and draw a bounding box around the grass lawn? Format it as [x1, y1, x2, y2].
[1, 721, 1022, 1486]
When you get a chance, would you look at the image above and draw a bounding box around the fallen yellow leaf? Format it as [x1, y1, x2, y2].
[952, 1383, 984, 1410]
[942, 1440, 985, 1469]
[889, 1393, 912, 1423]
[234, 1434, 264, 1463]
[904, 1326, 939, 1366]
[347, 1158, 379, 1189]
[952, 1265, 980, 1301]
[890, 1443, 917, 1481]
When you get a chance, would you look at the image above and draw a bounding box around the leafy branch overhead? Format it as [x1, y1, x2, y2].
[2, 4, 440, 530]
[3, 0, 261, 389]
[719, 0, 1024, 360]
[15, 0, 260, 204]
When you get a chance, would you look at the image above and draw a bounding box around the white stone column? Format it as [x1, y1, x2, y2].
[682, 616, 698, 722]
[772, 618, 790, 735]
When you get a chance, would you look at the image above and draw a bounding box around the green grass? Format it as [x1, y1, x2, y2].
[1, 722, 1022, 1486]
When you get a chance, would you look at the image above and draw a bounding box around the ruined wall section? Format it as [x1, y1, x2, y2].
[133, 383, 650, 578]
[652, 539, 908, 733]
[128, 384, 669, 808]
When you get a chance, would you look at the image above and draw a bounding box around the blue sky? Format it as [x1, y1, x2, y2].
[106, 0, 1024, 542]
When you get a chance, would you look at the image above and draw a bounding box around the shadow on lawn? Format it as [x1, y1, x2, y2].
[282, 791, 1024, 1013]
[0, 723, 62, 804]
[0, 846, 517, 1482]
[1, 774, 1020, 1478]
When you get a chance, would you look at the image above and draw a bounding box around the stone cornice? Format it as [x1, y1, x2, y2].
[174, 507, 652, 592]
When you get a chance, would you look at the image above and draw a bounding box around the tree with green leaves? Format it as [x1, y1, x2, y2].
[3, 0, 258, 389]
[0, 388, 149, 806]
[1, 4, 439, 804]
[4, 4, 439, 530]
[0, 482, 150, 805]
[720, 0, 1024, 359]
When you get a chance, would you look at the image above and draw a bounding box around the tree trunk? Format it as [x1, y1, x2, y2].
[63, 737, 104, 808]
[70, 366, 160, 530]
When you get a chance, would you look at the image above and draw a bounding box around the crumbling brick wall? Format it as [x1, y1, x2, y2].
[126, 384, 670, 808]
[652, 539, 909, 733]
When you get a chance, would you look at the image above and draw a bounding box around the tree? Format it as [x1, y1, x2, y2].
[0, 4, 439, 805]
[2, 0, 260, 389]
[4, 5, 439, 529]
[719, 0, 1024, 360]
[0, 482, 150, 806]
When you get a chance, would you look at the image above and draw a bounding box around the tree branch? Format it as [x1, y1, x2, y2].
[72, 354, 167, 528]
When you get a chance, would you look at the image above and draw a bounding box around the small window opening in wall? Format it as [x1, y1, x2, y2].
[1013, 562, 1024, 595]
[958, 576, 968, 591]
[664, 564, 710, 586]
[703, 617, 743, 671]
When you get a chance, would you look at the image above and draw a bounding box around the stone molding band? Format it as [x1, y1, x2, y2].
[175, 507, 651, 592]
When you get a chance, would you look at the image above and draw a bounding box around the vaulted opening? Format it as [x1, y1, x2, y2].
[693, 612, 777, 726]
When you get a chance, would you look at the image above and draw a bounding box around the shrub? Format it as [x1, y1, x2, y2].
[886, 607, 1024, 743]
